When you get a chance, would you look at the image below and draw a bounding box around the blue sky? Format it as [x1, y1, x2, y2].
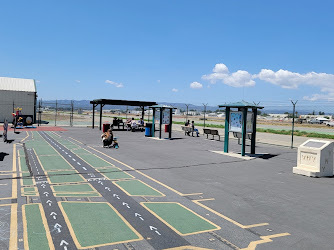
[1, 0, 334, 106]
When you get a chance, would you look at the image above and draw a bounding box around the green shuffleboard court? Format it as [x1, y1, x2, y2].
[60, 202, 142, 248]
[19, 157, 29, 172]
[142, 202, 220, 235]
[55, 192, 100, 197]
[38, 155, 73, 171]
[76, 153, 112, 168]
[21, 172, 34, 186]
[71, 148, 91, 155]
[26, 140, 58, 156]
[47, 170, 85, 184]
[23, 204, 51, 250]
[18, 149, 25, 157]
[52, 183, 95, 193]
[99, 168, 134, 180]
[114, 179, 164, 197]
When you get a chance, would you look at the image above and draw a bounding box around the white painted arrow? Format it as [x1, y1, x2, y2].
[105, 187, 111, 191]
[50, 212, 57, 219]
[77, 162, 81, 165]
[60, 240, 68, 246]
[54, 223, 62, 233]
[149, 226, 161, 235]
[135, 213, 144, 221]
[72, 158, 76, 161]
[43, 192, 49, 197]
[82, 167, 86, 170]
[46, 200, 52, 206]
[122, 202, 130, 208]
[41, 184, 46, 188]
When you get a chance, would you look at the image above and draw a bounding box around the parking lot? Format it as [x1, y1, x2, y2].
[0, 127, 333, 249]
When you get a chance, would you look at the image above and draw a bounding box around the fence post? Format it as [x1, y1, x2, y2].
[55, 100, 58, 126]
[291, 100, 298, 149]
[202, 103, 208, 129]
[70, 100, 74, 127]
[185, 104, 190, 123]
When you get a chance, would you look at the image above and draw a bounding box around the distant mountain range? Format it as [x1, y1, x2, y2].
[40, 100, 219, 112]
[40, 99, 330, 115]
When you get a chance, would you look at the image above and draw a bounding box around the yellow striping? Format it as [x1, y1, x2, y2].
[163, 247, 215, 250]
[21, 131, 30, 142]
[69, 137, 84, 144]
[192, 199, 268, 229]
[12, 144, 17, 199]
[240, 233, 290, 250]
[181, 193, 203, 196]
[4, 204, 17, 250]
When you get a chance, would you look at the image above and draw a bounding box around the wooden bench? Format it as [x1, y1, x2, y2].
[232, 132, 252, 145]
[181, 126, 195, 136]
[203, 128, 221, 140]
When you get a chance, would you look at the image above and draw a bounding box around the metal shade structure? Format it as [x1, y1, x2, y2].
[219, 101, 264, 156]
[90, 99, 157, 130]
[150, 104, 175, 139]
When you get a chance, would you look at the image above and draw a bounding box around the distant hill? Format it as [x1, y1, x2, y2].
[40, 99, 329, 115]
[40, 100, 219, 112]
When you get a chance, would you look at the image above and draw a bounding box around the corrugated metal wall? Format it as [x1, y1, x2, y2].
[0, 90, 35, 122]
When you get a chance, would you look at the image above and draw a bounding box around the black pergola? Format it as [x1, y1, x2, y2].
[90, 99, 157, 130]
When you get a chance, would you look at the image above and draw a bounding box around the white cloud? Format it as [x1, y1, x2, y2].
[172, 88, 178, 92]
[202, 62, 334, 101]
[190, 82, 203, 89]
[303, 93, 334, 101]
[75, 80, 80, 83]
[255, 69, 334, 89]
[105, 80, 124, 88]
[202, 63, 255, 87]
[157, 80, 160, 83]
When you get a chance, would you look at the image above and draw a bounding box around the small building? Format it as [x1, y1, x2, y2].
[0, 77, 37, 122]
[269, 113, 289, 118]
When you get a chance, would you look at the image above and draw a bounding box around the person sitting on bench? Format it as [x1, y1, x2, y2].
[131, 118, 138, 131]
[101, 128, 114, 147]
[191, 121, 199, 137]
[184, 120, 190, 135]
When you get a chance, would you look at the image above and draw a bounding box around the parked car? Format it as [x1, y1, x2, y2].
[308, 119, 321, 124]
[326, 121, 334, 127]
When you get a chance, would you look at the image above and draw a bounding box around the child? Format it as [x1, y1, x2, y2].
[101, 128, 114, 147]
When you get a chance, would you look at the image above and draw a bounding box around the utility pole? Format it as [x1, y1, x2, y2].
[185, 104, 190, 123]
[55, 100, 58, 126]
[70, 100, 74, 127]
[202, 103, 208, 129]
[291, 100, 298, 149]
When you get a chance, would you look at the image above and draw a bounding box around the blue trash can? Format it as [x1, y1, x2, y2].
[145, 123, 152, 137]
[145, 127, 151, 137]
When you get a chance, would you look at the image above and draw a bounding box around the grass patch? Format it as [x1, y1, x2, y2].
[173, 121, 334, 139]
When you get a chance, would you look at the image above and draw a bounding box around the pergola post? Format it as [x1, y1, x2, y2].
[251, 108, 257, 154]
[99, 104, 105, 131]
[151, 108, 155, 137]
[241, 108, 248, 156]
[169, 108, 172, 139]
[141, 106, 145, 120]
[92, 104, 95, 129]
[224, 107, 230, 153]
[159, 108, 163, 139]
